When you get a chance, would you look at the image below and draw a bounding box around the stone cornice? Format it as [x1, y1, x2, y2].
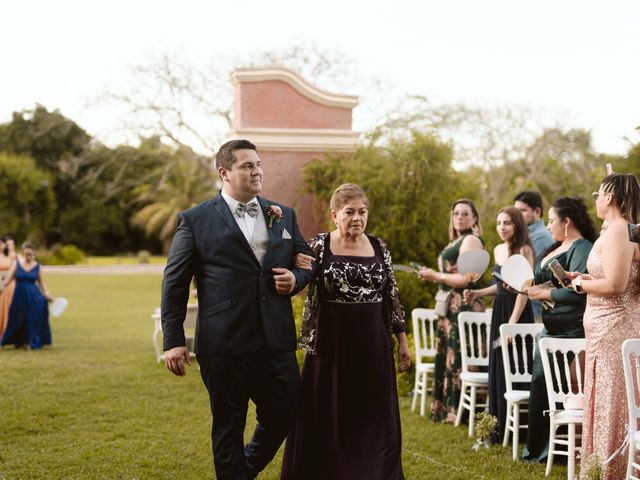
[230, 67, 359, 109]
[226, 127, 361, 152]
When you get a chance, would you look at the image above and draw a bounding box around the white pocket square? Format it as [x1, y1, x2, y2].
[282, 228, 292, 239]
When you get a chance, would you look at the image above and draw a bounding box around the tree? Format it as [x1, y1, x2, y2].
[0, 152, 56, 243]
[303, 132, 473, 315]
[98, 43, 377, 156]
[131, 146, 215, 252]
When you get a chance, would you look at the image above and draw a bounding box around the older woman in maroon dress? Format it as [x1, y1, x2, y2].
[281, 183, 411, 480]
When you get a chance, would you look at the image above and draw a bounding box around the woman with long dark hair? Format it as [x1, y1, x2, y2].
[522, 196, 596, 462]
[463, 206, 534, 442]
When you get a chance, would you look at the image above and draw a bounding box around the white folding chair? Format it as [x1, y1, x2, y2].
[500, 323, 544, 460]
[456, 311, 491, 436]
[152, 304, 198, 363]
[411, 308, 438, 416]
[539, 337, 586, 480]
[622, 339, 640, 480]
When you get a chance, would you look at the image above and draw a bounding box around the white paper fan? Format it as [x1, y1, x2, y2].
[50, 297, 68, 317]
[500, 254, 534, 292]
[457, 250, 491, 281]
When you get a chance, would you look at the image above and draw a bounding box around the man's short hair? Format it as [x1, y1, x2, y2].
[514, 190, 544, 213]
[215, 139, 257, 170]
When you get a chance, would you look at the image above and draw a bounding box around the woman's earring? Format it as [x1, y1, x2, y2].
[564, 225, 568, 238]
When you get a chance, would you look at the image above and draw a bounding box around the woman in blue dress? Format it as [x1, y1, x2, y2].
[0, 243, 53, 349]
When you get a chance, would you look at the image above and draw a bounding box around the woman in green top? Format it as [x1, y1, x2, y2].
[522, 197, 596, 462]
[418, 199, 486, 422]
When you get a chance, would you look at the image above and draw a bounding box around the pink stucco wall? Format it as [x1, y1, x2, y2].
[231, 70, 357, 238]
[234, 81, 352, 130]
[258, 150, 329, 239]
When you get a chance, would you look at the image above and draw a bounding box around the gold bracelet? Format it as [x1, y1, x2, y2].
[440, 272, 446, 283]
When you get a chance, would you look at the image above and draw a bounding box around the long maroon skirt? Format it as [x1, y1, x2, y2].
[281, 301, 404, 480]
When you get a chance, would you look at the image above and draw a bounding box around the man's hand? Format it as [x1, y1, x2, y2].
[272, 268, 296, 294]
[294, 253, 315, 271]
[165, 346, 192, 376]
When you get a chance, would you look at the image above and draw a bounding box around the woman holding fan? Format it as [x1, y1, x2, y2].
[463, 206, 534, 443]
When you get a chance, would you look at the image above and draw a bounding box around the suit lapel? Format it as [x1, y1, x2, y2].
[212, 193, 260, 266]
[258, 196, 276, 262]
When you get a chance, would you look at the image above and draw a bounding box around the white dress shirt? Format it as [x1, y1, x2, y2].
[221, 190, 269, 265]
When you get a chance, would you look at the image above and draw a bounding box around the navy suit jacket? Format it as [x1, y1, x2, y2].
[161, 192, 315, 356]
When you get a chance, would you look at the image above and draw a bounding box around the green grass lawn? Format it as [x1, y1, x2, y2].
[0, 274, 567, 479]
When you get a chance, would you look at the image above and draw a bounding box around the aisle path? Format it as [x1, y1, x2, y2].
[44, 264, 165, 275]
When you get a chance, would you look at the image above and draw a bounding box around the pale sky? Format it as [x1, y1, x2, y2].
[1, 0, 638, 154]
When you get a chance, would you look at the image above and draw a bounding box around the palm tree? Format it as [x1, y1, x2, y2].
[132, 152, 215, 252]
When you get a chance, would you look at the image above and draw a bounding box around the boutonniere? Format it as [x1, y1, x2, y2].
[266, 205, 283, 228]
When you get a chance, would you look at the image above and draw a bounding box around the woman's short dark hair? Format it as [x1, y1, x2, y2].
[215, 139, 257, 171]
[601, 174, 640, 223]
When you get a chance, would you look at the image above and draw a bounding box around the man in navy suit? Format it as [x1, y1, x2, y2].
[161, 139, 315, 479]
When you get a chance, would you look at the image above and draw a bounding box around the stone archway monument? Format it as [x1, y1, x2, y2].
[226, 67, 360, 237]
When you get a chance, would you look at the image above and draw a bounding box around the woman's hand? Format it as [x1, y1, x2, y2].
[44, 291, 53, 302]
[566, 271, 591, 281]
[570, 274, 588, 293]
[526, 285, 552, 301]
[463, 289, 480, 305]
[418, 267, 438, 283]
[397, 334, 411, 372]
[294, 253, 315, 271]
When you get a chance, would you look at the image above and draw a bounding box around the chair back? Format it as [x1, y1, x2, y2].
[499, 323, 543, 392]
[622, 339, 640, 437]
[184, 303, 198, 329]
[412, 308, 438, 363]
[538, 337, 586, 410]
[458, 311, 491, 371]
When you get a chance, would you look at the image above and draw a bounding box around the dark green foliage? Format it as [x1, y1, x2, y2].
[0, 152, 56, 243]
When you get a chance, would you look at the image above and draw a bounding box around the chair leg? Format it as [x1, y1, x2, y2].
[568, 423, 576, 480]
[455, 382, 466, 427]
[411, 374, 419, 412]
[503, 402, 512, 448]
[512, 403, 520, 461]
[545, 419, 555, 477]
[468, 385, 477, 437]
[420, 372, 427, 417]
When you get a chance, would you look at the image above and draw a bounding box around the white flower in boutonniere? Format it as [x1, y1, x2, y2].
[267, 205, 283, 228]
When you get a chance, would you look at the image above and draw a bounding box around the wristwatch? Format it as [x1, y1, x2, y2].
[574, 278, 583, 294]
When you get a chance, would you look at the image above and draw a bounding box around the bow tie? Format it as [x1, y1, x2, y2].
[235, 202, 259, 217]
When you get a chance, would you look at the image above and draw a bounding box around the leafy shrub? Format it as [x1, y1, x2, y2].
[43, 244, 85, 265]
[137, 250, 151, 264]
